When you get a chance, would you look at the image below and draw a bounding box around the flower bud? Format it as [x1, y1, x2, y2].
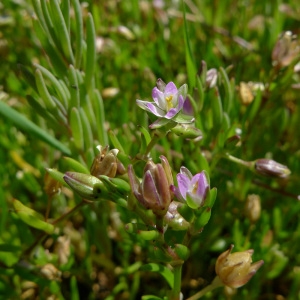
[254, 159, 291, 178]
[272, 31, 300, 69]
[39, 263, 61, 281]
[215, 245, 264, 288]
[206, 68, 218, 89]
[164, 201, 190, 230]
[90, 145, 125, 178]
[245, 194, 261, 223]
[63, 172, 108, 200]
[128, 157, 172, 216]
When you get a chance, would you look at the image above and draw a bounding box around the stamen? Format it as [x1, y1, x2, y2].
[165, 95, 173, 110]
[192, 181, 199, 194]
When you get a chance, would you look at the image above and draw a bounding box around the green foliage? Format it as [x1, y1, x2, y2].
[1, 0, 300, 299]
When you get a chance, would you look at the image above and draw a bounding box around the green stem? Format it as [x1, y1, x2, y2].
[24, 200, 89, 256]
[186, 276, 224, 300]
[170, 264, 183, 300]
[223, 153, 252, 168]
[155, 214, 165, 244]
[51, 200, 89, 225]
[144, 130, 164, 157]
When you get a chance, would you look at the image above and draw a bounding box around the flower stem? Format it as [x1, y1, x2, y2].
[155, 215, 165, 243]
[170, 263, 183, 300]
[24, 200, 90, 256]
[186, 276, 223, 300]
[223, 153, 252, 168]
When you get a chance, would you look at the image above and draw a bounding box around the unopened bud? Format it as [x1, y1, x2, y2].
[39, 263, 61, 281]
[128, 157, 172, 216]
[63, 172, 108, 200]
[254, 159, 291, 178]
[164, 201, 190, 230]
[245, 194, 261, 223]
[90, 145, 125, 178]
[206, 68, 218, 88]
[272, 31, 300, 69]
[215, 245, 264, 288]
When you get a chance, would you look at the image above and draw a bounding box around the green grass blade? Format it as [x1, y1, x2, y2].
[0, 102, 71, 155]
[71, 0, 83, 68]
[68, 65, 80, 109]
[93, 89, 108, 145]
[34, 64, 69, 109]
[35, 69, 57, 111]
[70, 107, 84, 151]
[84, 13, 96, 92]
[49, 0, 74, 63]
[183, 2, 196, 89]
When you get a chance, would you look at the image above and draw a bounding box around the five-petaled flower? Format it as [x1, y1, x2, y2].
[171, 166, 209, 209]
[136, 79, 194, 129]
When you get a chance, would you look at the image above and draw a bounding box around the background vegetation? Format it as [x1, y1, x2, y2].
[0, 0, 300, 299]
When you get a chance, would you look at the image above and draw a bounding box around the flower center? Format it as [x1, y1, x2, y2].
[191, 181, 198, 194]
[165, 95, 173, 111]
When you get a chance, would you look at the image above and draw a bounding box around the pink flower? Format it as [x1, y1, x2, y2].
[136, 79, 194, 129]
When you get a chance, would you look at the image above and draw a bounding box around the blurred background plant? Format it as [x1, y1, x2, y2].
[1, 0, 300, 299]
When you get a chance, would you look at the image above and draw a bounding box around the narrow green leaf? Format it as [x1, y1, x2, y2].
[35, 69, 56, 111]
[61, 0, 70, 33]
[63, 157, 89, 174]
[18, 64, 37, 92]
[211, 87, 223, 130]
[194, 207, 212, 231]
[40, 0, 58, 46]
[142, 296, 164, 300]
[0, 102, 71, 155]
[183, 3, 196, 89]
[108, 130, 125, 153]
[32, 0, 48, 34]
[32, 17, 67, 78]
[0, 244, 22, 253]
[138, 125, 151, 154]
[83, 94, 97, 133]
[46, 168, 69, 187]
[70, 276, 80, 300]
[85, 13, 96, 91]
[34, 64, 68, 109]
[68, 65, 80, 109]
[70, 107, 84, 151]
[49, 0, 74, 63]
[196, 76, 204, 111]
[26, 95, 58, 127]
[93, 90, 108, 145]
[13, 199, 54, 234]
[71, 0, 83, 68]
[140, 263, 174, 289]
[79, 107, 94, 151]
[219, 67, 233, 113]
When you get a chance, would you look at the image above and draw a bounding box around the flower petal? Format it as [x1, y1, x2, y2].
[142, 170, 160, 207]
[177, 173, 190, 200]
[182, 97, 194, 116]
[136, 100, 165, 117]
[180, 166, 193, 180]
[152, 87, 166, 110]
[177, 83, 188, 98]
[165, 107, 179, 119]
[165, 82, 178, 95]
